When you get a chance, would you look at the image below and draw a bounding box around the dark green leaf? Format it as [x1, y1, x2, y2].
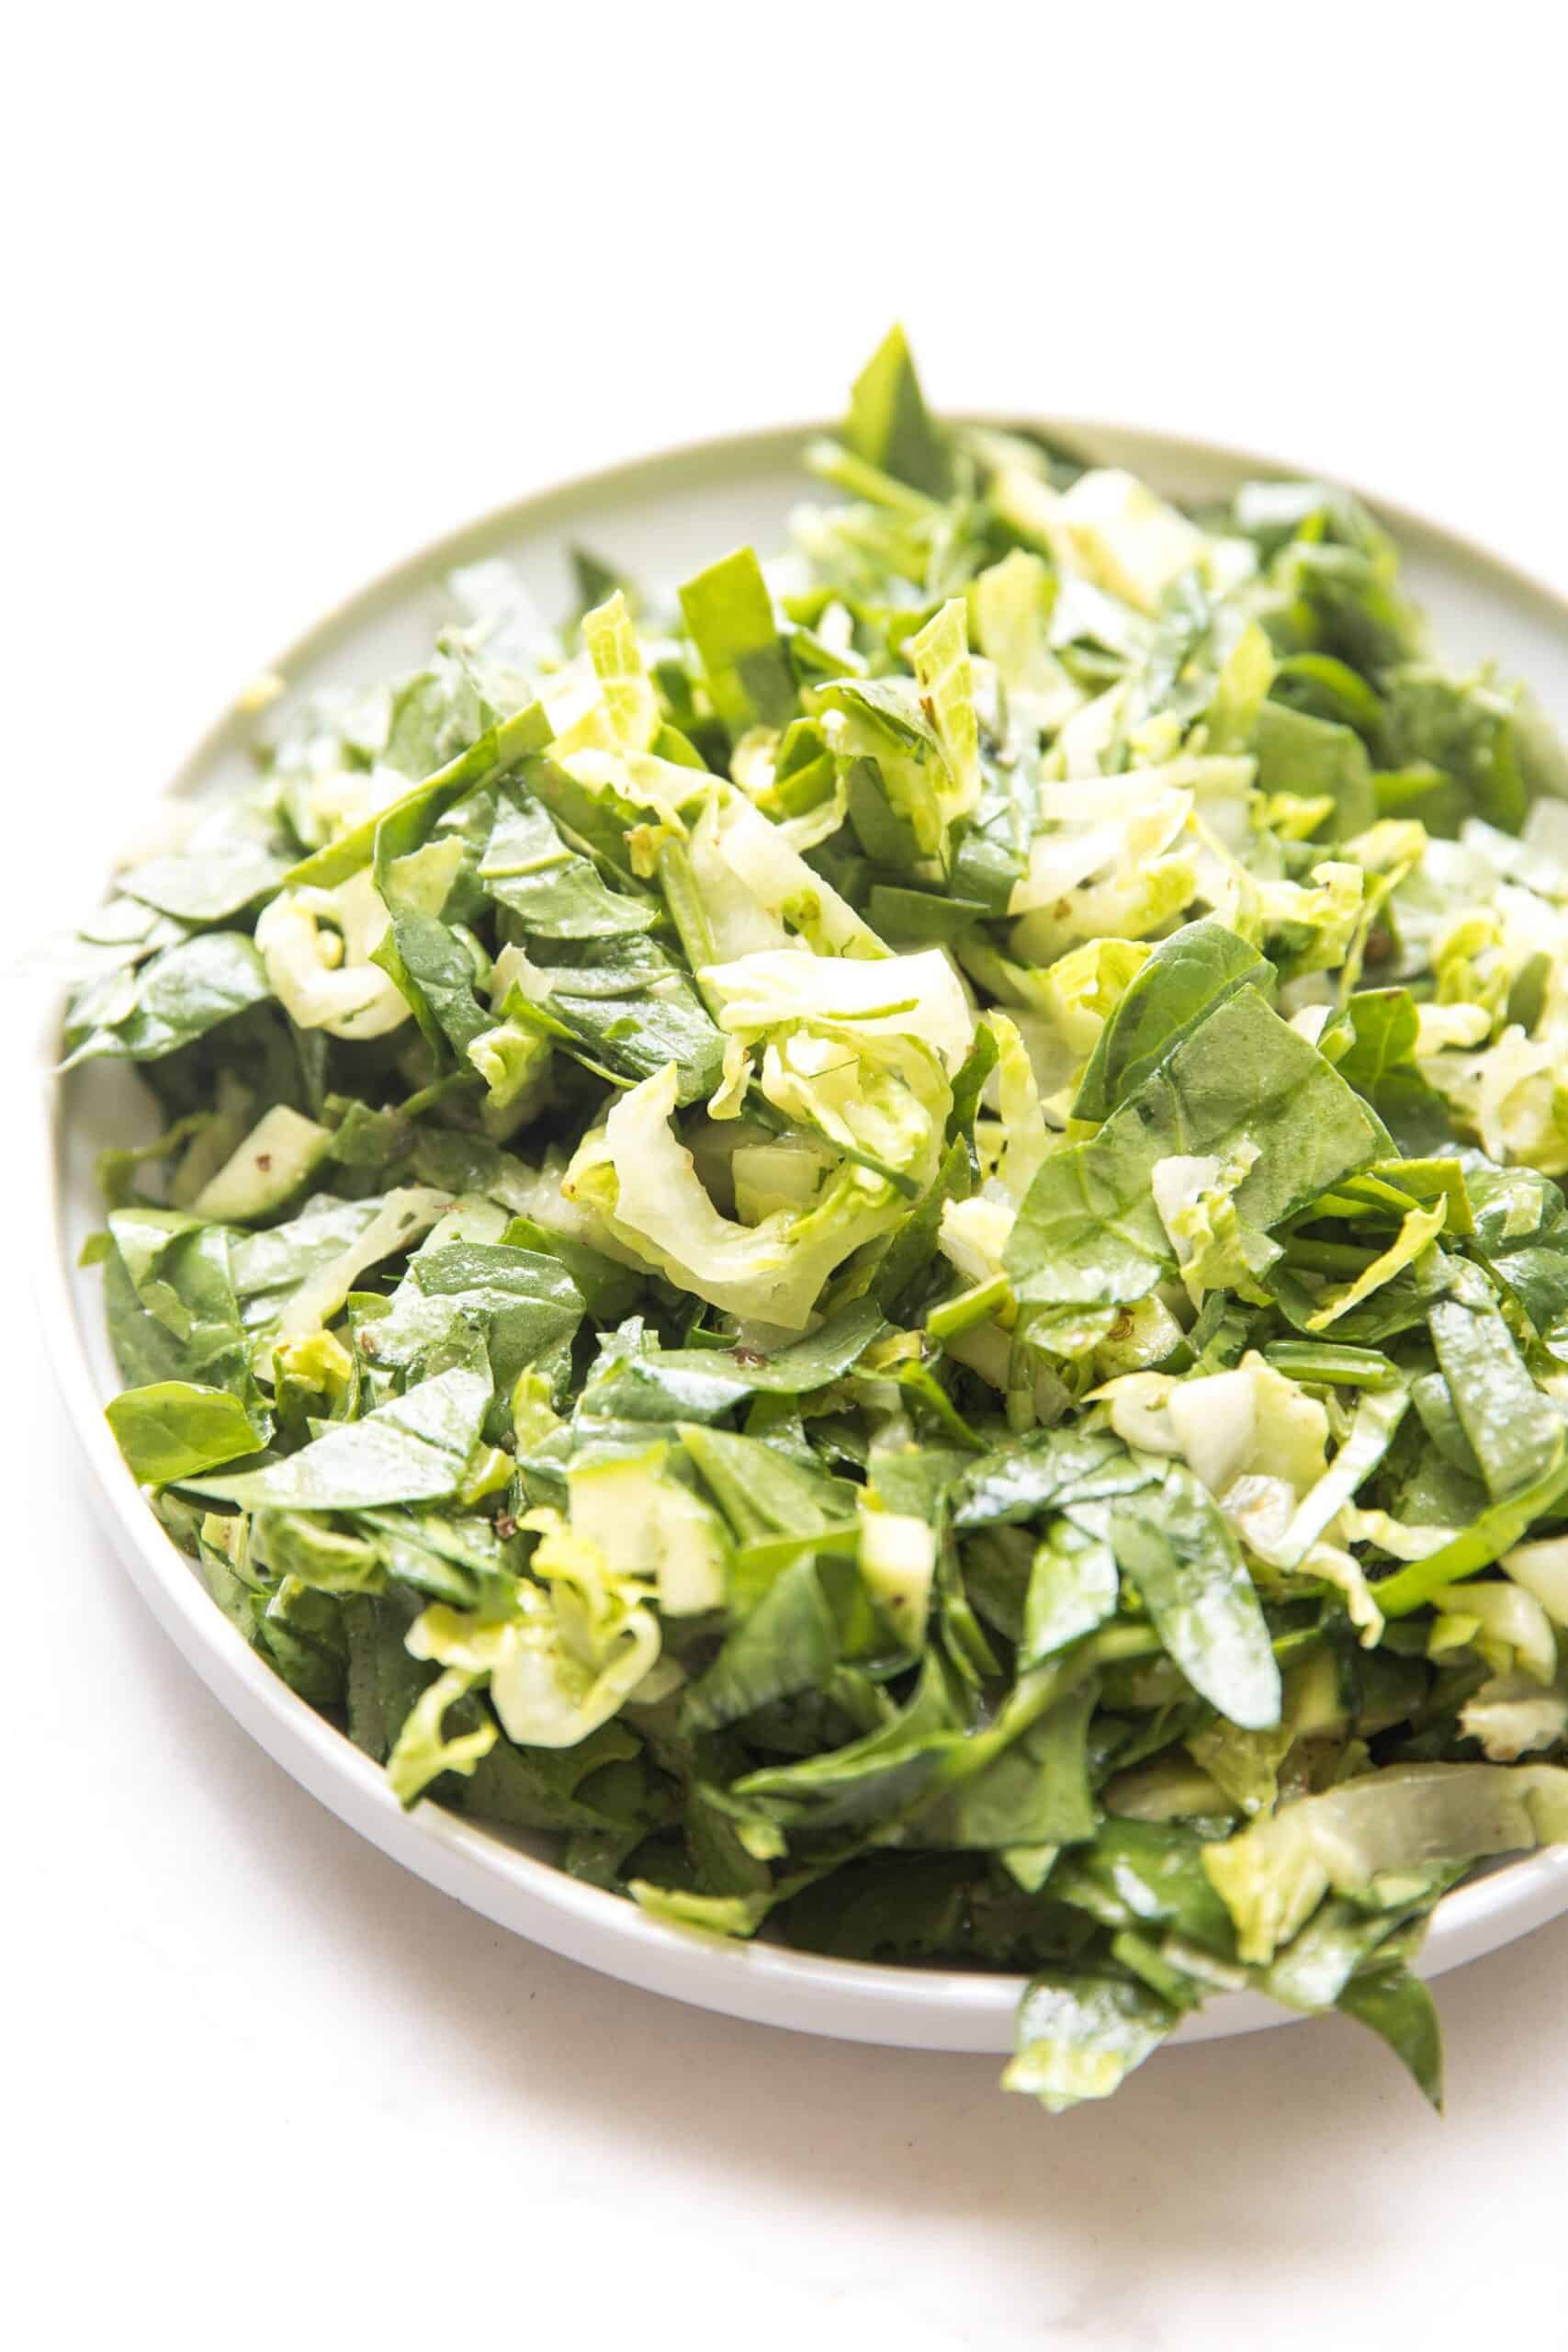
[842, 324, 953, 499]
[62, 933, 271, 1067]
[188, 1367, 491, 1510]
[106, 1381, 267, 1486]
[1337, 1961, 1444, 2109]
[1073, 920, 1272, 1123]
[1010, 987, 1383, 1310]
[1110, 1463, 1281, 1730]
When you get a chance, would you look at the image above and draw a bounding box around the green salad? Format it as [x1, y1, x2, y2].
[73, 329, 1568, 2111]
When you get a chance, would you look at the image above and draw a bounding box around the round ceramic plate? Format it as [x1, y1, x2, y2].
[35, 419, 1568, 2054]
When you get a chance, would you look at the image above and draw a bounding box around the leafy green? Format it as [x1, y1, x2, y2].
[63, 933, 271, 1067]
[1337, 1959, 1445, 2109]
[1427, 1262, 1563, 1500]
[75, 325, 1568, 2122]
[1331, 990, 1453, 1156]
[1072, 920, 1272, 1123]
[1253, 702, 1377, 838]
[99, 1213, 261, 1408]
[107, 1381, 267, 1486]
[285, 698, 551, 891]
[1021, 1521, 1119, 1667]
[841, 323, 953, 499]
[679, 548, 796, 739]
[189, 1368, 491, 1510]
[1203, 1763, 1568, 1963]
[120, 842, 289, 924]
[1007, 986, 1383, 1308]
[1111, 1463, 1281, 1729]
[1003, 1973, 1178, 2111]
[481, 787, 656, 939]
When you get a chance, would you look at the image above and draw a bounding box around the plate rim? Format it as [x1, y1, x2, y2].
[33, 412, 1568, 2056]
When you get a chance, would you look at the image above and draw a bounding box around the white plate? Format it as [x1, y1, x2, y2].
[33, 419, 1568, 2053]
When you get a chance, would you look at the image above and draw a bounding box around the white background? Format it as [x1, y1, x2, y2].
[10, 8, 1568, 2346]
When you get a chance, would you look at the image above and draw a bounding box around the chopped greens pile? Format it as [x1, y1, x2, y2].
[75, 328, 1568, 2112]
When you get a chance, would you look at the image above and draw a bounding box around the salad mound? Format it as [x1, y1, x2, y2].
[72, 328, 1568, 2111]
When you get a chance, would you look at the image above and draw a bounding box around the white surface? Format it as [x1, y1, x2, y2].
[40, 418, 1568, 2059]
[11, 9, 1568, 2347]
